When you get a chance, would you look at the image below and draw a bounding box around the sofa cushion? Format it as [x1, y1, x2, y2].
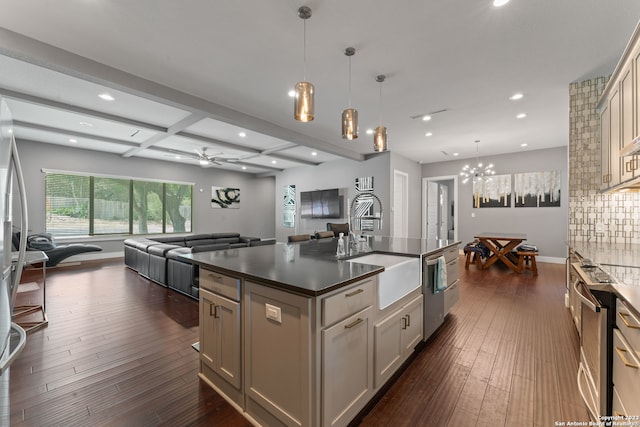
[148, 243, 181, 256]
[191, 243, 230, 253]
[187, 233, 213, 241]
[166, 247, 193, 261]
[153, 236, 187, 245]
[211, 232, 240, 239]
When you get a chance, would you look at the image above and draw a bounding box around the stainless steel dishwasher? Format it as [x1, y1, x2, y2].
[423, 253, 445, 340]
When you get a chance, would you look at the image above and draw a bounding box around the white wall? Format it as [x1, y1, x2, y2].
[422, 147, 569, 259]
[16, 140, 276, 256]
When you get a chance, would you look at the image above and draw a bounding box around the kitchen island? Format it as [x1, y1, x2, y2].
[182, 236, 460, 427]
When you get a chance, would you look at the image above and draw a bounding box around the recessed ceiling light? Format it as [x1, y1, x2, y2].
[288, 90, 296, 97]
[271, 160, 277, 164]
[238, 132, 247, 138]
[516, 113, 527, 119]
[79, 121, 93, 127]
[366, 128, 374, 135]
[453, 152, 459, 156]
[521, 143, 528, 147]
[311, 151, 317, 156]
[493, 0, 510, 6]
[98, 93, 115, 101]
[69, 138, 77, 143]
[422, 115, 432, 121]
[175, 155, 181, 159]
[509, 93, 523, 101]
[199, 159, 209, 165]
[425, 132, 433, 137]
[242, 166, 247, 170]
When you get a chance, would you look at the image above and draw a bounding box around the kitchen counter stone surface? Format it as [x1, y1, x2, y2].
[182, 236, 460, 297]
[570, 241, 640, 317]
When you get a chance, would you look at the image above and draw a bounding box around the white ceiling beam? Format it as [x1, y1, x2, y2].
[122, 113, 206, 157]
[0, 27, 365, 162]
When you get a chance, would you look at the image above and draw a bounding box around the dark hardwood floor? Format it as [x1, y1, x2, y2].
[10, 257, 588, 426]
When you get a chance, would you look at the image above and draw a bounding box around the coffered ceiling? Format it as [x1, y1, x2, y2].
[0, 1, 639, 175]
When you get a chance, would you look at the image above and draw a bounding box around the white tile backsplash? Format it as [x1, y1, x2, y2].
[569, 77, 640, 244]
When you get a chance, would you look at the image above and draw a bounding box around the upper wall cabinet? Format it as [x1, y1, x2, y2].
[597, 23, 640, 192]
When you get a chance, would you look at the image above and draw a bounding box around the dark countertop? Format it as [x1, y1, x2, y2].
[570, 241, 640, 317]
[182, 236, 461, 297]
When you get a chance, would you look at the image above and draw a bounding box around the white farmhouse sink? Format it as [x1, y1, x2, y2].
[348, 254, 421, 310]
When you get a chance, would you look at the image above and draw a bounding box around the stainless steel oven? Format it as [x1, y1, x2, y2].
[572, 263, 615, 420]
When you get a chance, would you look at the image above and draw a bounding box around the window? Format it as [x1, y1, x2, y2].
[45, 172, 192, 237]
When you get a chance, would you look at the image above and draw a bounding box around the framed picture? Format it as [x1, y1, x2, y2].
[472, 174, 511, 208]
[514, 171, 561, 207]
[211, 186, 240, 209]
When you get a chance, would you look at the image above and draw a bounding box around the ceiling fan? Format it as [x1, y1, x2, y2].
[192, 147, 239, 166]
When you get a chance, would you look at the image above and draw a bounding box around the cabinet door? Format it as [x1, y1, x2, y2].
[217, 295, 241, 389]
[621, 68, 636, 182]
[401, 295, 424, 353]
[610, 88, 621, 187]
[322, 306, 373, 427]
[373, 308, 403, 388]
[200, 289, 218, 370]
[600, 104, 611, 190]
[199, 289, 241, 389]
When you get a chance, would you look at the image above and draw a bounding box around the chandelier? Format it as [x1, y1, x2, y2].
[460, 140, 495, 184]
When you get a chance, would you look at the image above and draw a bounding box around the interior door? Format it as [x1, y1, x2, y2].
[426, 181, 438, 241]
[393, 170, 408, 238]
[439, 185, 448, 239]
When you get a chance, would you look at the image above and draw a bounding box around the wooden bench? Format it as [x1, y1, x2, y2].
[516, 251, 538, 276]
[463, 243, 484, 269]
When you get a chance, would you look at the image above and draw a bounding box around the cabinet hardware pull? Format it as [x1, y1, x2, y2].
[626, 161, 632, 173]
[406, 314, 410, 327]
[618, 312, 640, 329]
[213, 305, 220, 318]
[345, 289, 364, 297]
[210, 304, 214, 316]
[632, 158, 639, 171]
[344, 318, 363, 329]
[615, 346, 639, 369]
[401, 317, 407, 330]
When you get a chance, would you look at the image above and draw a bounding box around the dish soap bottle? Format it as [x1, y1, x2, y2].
[336, 232, 346, 257]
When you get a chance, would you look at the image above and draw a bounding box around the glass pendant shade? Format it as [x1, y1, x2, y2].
[294, 81, 314, 122]
[373, 126, 387, 152]
[341, 108, 358, 140]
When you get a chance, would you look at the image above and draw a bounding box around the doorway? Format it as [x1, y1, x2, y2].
[393, 170, 409, 238]
[422, 175, 458, 241]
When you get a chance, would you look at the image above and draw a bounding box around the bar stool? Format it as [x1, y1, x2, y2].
[517, 251, 538, 276]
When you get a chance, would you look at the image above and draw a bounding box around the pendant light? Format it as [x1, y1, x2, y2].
[341, 47, 358, 140]
[294, 6, 314, 122]
[373, 75, 388, 152]
[460, 140, 495, 184]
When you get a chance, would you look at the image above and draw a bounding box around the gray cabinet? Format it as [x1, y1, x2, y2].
[199, 288, 241, 389]
[598, 26, 640, 191]
[198, 269, 242, 406]
[612, 300, 640, 416]
[322, 306, 374, 427]
[373, 294, 423, 388]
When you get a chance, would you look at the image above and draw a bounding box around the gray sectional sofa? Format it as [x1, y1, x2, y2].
[124, 233, 275, 299]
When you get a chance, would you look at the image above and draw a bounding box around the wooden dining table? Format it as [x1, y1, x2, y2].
[474, 232, 527, 273]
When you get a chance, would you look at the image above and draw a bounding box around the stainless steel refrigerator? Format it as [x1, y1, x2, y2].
[0, 98, 29, 425]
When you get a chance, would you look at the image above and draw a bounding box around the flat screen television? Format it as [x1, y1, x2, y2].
[300, 188, 341, 218]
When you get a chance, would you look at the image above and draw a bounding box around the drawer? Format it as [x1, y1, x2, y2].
[199, 269, 241, 301]
[322, 278, 374, 327]
[443, 246, 458, 264]
[612, 328, 640, 416]
[616, 299, 640, 353]
[444, 280, 459, 315]
[446, 258, 459, 287]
